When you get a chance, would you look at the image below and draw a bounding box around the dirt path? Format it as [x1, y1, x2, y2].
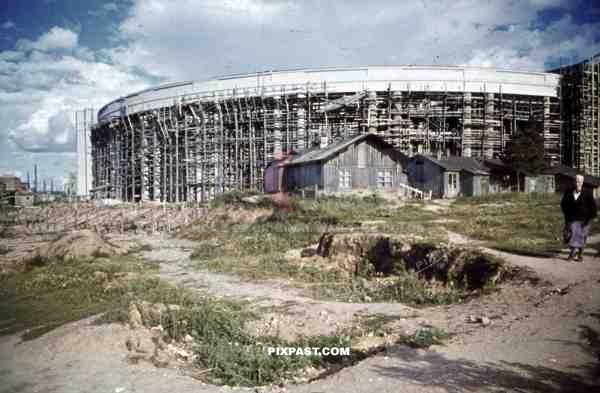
[143, 238, 422, 339]
[2, 233, 600, 393]
[449, 230, 600, 286]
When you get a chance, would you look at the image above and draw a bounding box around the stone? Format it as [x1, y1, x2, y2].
[125, 336, 137, 351]
[241, 196, 261, 205]
[167, 344, 191, 360]
[466, 315, 491, 326]
[151, 349, 170, 368]
[184, 334, 194, 343]
[300, 248, 317, 257]
[128, 302, 143, 329]
[150, 325, 164, 338]
[93, 271, 108, 282]
[136, 302, 181, 323]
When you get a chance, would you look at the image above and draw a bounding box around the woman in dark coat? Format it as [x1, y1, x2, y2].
[560, 174, 597, 261]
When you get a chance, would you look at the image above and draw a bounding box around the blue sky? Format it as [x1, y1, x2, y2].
[0, 0, 599, 189]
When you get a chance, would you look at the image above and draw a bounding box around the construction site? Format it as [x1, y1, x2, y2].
[557, 55, 600, 175]
[88, 59, 600, 202]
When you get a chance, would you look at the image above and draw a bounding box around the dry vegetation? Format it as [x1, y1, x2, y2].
[0, 190, 580, 388]
[182, 192, 527, 306]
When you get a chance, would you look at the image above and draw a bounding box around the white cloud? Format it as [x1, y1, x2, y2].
[0, 26, 150, 161]
[106, 0, 600, 82]
[103, 2, 119, 12]
[17, 26, 79, 52]
[2, 20, 15, 29]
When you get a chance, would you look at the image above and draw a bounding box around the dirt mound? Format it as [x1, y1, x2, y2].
[177, 206, 272, 240]
[35, 229, 129, 260]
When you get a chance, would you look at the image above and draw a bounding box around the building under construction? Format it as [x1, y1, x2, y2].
[554, 55, 600, 176]
[90, 65, 574, 202]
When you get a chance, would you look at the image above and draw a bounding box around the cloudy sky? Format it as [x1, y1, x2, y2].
[1, 0, 599, 189]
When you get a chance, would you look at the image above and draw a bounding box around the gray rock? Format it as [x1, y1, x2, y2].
[128, 302, 143, 329]
[151, 350, 170, 368]
[93, 271, 108, 282]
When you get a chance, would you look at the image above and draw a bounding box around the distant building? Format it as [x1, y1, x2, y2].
[0, 176, 30, 206]
[483, 159, 554, 193]
[543, 165, 600, 197]
[284, 133, 409, 195]
[482, 159, 600, 196]
[407, 154, 490, 198]
[14, 190, 34, 207]
[76, 108, 95, 197]
[0, 176, 27, 192]
[551, 54, 600, 176]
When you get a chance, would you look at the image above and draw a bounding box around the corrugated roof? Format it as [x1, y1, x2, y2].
[416, 154, 489, 175]
[543, 165, 600, 186]
[484, 159, 600, 187]
[483, 158, 536, 176]
[288, 133, 405, 166]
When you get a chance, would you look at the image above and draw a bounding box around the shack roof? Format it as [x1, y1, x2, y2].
[415, 154, 489, 175]
[288, 133, 408, 167]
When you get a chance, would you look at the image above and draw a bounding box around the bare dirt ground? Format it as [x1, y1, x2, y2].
[1, 231, 600, 393]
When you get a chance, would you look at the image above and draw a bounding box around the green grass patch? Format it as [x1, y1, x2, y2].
[489, 239, 562, 258]
[402, 327, 450, 348]
[340, 313, 404, 338]
[313, 275, 467, 306]
[0, 255, 156, 340]
[445, 192, 569, 255]
[194, 254, 345, 284]
[100, 277, 365, 386]
[289, 195, 437, 224]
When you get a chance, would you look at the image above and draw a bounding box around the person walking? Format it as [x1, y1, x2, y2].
[560, 174, 597, 262]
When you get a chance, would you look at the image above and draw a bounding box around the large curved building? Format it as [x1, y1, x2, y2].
[91, 65, 566, 202]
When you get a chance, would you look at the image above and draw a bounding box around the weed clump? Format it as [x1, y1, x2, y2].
[402, 327, 450, 348]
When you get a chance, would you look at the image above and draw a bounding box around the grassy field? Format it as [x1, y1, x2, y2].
[0, 255, 160, 339]
[443, 192, 570, 256]
[183, 190, 583, 304]
[183, 192, 512, 305]
[0, 253, 380, 386]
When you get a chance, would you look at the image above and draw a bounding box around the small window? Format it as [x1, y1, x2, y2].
[377, 170, 393, 188]
[448, 173, 458, 190]
[339, 169, 351, 188]
[384, 171, 393, 187]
